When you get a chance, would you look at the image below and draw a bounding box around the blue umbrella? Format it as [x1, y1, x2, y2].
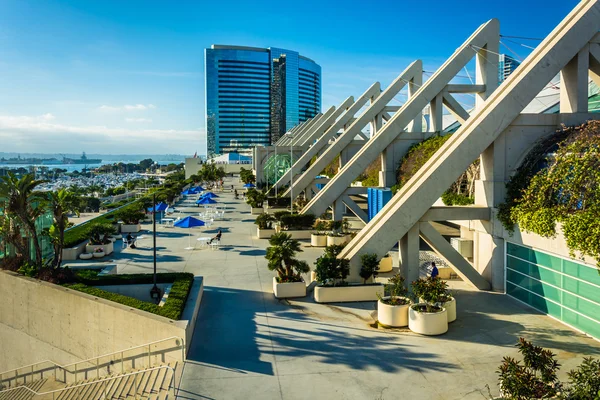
[181, 189, 195, 195]
[147, 202, 168, 212]
[190, 186, 204, 193]
[196, 197, 217, 205]
[174, 216, 206, 249]
[243, 183, 255, 188]
[201, 192, 219, 199]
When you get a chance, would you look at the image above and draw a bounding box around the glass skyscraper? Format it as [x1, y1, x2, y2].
[205, 45, 321, 155]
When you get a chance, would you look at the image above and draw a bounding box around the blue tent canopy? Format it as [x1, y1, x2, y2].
[181, 189, 195, 195]
[147, 202, 169, 212]
[196, 197, 217, 205]
[201, 192, 219, 198]
[243, 183, 255, 188]
[191, 186, 204, 192]
[174, 216, 205, 228]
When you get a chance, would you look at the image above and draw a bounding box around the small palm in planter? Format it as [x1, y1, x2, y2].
[408, 277, 449, 335]
[254, 213, 275, 239]
[266, 232, 310, 298]
[377, 274, 412, 327]
[314, 245, 349, 286]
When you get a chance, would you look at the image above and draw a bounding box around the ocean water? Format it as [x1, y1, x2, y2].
[0, 159, 185, 173]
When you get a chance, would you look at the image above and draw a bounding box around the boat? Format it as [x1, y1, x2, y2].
[62, 152, 102, 164]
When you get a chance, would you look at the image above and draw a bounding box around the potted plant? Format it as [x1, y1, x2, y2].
[408, 277, 448, 335]
[85, 223, 116, 256]
[266, 232, 310, 298]
[93, 247, 105, 258]
[278, 213, 316, 240]
[342, 218, 352, 242]
[311, 221, 328, 247]
[327, 220, 347, 246]
[116, 208, 145, 233]
[313, 248, 384, 303]
[246, 188, 266, 214]
[254, 213, 275, 239]
[377, 274, 411, 327]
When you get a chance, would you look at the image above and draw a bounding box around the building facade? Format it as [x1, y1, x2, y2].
[498, 54, 521, 84]
[205, 45, 321, 155]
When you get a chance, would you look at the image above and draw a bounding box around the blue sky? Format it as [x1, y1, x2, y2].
[0, 0, 579, 155]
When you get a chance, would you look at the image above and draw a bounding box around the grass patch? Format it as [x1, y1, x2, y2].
[64, 271, 195, 320]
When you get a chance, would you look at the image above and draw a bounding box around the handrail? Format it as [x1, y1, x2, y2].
[0, 336, 184, 383]
[0, 365, 175, 399]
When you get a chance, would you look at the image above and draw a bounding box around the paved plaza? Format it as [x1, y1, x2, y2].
[89, 177, 600, 400]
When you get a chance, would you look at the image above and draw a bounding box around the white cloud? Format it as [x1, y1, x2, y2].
[125, 118, 152, 123]
[98, 104, 157, 112]
[0, 113, 204, 154]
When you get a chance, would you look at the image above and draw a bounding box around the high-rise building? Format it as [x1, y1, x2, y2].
[498, 54, 521, 84]
[205, 45, 321, 155]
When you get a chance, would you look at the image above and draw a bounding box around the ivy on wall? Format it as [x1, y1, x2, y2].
[500, 121, 600, 262]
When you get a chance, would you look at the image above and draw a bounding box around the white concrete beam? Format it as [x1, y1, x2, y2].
[560, 45, 590, 113]
[445, 84, 487, 93]
[341, 195, 368, 224]
[420, 206, 491, 221]
[419, 222, 491, 290]
[442, 93, 471, 125]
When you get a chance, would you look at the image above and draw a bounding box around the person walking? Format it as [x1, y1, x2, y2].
[430, 262, 439, 279]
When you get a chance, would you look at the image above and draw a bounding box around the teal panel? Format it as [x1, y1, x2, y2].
[529, 279, 562, 303]
[530, 264, 562, 288]
[507, 282, 531, 305]
[507, 242, 532, 262]
[531, 294, 562, 319]
[563, 308, 600, 339]
[563, 276, 600, 305]
[507, 256, 530, 275]
[531, 250, 562, 272]
[507, 269, 529, 289]
[562, 292, 600, 323]
[563, 260, 600, 287]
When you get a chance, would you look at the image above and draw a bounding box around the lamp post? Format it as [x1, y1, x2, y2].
[149, 192, 161, 303]
[288, 133, 294, 214]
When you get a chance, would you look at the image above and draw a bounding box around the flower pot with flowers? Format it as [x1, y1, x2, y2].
[377, 274, 412, 327]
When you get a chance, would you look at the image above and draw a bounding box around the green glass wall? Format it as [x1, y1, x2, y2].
[506, 242, 600, 340]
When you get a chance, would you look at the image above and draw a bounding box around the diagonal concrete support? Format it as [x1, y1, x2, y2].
[340, 1, 600, 282]
[297, 99, 354, 147]
[442, 93, 471, 124]
[341, 195, 368, 223]
[283, 60, 423, 198]
[280, 114, 322, 145]
[302, 19, 500, 218]
[419, 222, 491, 290]
[293, 106, 337, 146]
[273, 83, 381, 190]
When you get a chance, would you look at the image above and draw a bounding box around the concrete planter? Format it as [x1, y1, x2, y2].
[327, 235, 347, 246]
[93, 251, 105, 258]
[378, 297, 411, 327]
[79, 253, 93, 260]
[441, 297, 456, 323]
[62, 242, 87, 261]
[85, 242, 114, 256]
[408, 304, 448, 336]
[120, 224, 142, 233]
[251, 207, 263, 215]
[311, 234, 327, 247]
[281, 230, 312, 240]
[256, 228, 275, 239]
[272, 277, 306, 299]
[314, 283, 384, 303]
[378, 256, 393, 273]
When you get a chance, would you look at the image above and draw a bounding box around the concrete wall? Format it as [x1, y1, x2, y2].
[0, 271, 203, 371]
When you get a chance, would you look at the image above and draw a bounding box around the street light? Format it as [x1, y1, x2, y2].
[287, 132, 294, 214]
[149, 192, 161, 303]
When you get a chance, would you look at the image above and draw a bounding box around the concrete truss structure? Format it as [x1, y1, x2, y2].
[337, 0, 600, 285]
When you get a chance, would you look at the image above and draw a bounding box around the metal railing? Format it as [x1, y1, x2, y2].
[0, 365, 175, 400]
[0, 336, 184, 388]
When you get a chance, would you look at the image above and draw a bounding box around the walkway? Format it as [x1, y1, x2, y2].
[158, 177, 600, 400]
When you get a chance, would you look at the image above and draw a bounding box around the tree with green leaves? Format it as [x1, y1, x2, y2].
[0, 173, 47, 266]
[47, 189, 81, 268]
[265, 232, 310, 283]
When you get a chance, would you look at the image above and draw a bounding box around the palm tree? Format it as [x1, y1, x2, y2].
[47, 189, 80, 268]
[265, 232, 310, 282]
[0, 173, 47, 266]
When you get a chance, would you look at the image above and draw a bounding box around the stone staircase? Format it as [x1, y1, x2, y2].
[0, 362, 176, 400]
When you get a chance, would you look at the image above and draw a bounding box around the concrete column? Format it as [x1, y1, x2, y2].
[379, 142, 395, 188]
[333, 199, 345, 220]
[399, 224, 420, 286]
[429, 93, 443, 133]
[475, 232, 505, 292]
[475, 39, 499, 110]
[560, 45, 589, 113]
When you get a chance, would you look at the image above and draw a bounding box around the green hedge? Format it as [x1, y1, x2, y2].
[279, 213, 316, 230]
[64, 272, 194, 320]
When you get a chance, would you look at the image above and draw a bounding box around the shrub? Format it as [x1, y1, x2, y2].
[0, 256, 25, 272]
[497, 338, 561, 400]
[254, 213, 275, 229]
[273, 210, 292, 222]
[441, 191, 474, 206]
[279, 214, 316, 230]
[314, 245, 349, 286]
[246, 188, 266, 208]
[564, 357, 600, 399]
[313, 221, 328, 235]
[266, 197, 290, 208]
[116, 208, 145, 225]
[411, 277, 449, 312]
[265, 232, 309, 283]
[381, 273, 409, 305]
[64, 272, 194, 320]
[359, 253, 380, 284]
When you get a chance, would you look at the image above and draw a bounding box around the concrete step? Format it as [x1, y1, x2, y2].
[0, 379, 46, 400]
